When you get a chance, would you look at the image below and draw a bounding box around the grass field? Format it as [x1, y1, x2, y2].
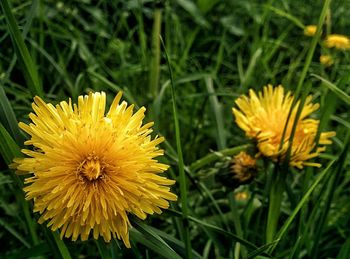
[1, 0, 350, 258]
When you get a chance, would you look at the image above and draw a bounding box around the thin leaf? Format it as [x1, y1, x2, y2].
[0, 122, 22, 165]
[247, 240, 279, 259]
[161, 36, 192, 258]
[0, 217, 31, 248]
[52, 231, 72, 259]
[167, 209, 271, 256]
[267, 6, 305, 29]
[189, 145, 251, 172]
[205, 76, 226, 149]
[131, 220, 182, 259]
[268, 159, 336, 253]
[176, 0, 209, 27]
[88, 70, 138, 106]
[0, 84, 23, 144]
[0, 0, 42, 96]
[312, 74, 350, 106]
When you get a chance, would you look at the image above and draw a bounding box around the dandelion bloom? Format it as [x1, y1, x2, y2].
[234, 191, 249, 201]
[231, 151, 257, 183]
[232, 85, 335, 169]
[14, 92, 177, 247]
[324, 34, 350, 50]
[304, 25, 317, 36]
[319, 55, 334, 67]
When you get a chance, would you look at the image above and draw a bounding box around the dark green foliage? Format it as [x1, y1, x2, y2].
[1, 0, 350, 258]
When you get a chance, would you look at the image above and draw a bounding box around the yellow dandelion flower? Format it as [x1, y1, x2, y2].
[324, 34, 350, 50]
[231, 151, 257, 183]
[234, 191, 249, 201]
[14, 92, 177, 247]
[319, 55, 334, 67]
[304, 25, 317, 36]
[232, 85, 336, 169]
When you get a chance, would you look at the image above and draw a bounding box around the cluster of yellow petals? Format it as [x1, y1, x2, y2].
[232, 85, 335, 169]
[324, 34, 350, 50]
[231, 151, 257, 183]
[319, 55, 334, 67]
[304, 25, 317, 37]
[14, 92, 177, 247]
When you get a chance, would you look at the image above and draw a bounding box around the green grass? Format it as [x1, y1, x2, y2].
[1, 0, 350, 258]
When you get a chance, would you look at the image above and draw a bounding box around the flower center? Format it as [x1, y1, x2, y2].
[78, 154, 104, 181]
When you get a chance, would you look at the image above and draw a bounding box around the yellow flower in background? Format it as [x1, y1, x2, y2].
[231, 151, 257, 183]
[14, 92, 177, 247]
[232, 85, 335, 169]
[234, 191, 249, 201]
[319, 55, 334, 67]
[324, 34, 350, 50]
[304, 25, 317, 36]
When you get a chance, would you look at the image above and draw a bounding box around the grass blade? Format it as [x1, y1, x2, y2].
[167, 209, 271, 257]
[268, 159, 336, 253]
[131, 220, 182, 259]
[247, 241, 278, 259]
[312, 74, 350, 106]
[310, 131, 350, 257]
[0, 217, 31, 248]
[0, 0, 42, 96]
[205, 76, 226, 149]
[267, 6, 305, 29]
[161, 36, 193, 258]
[149, 9, 162, 98]
[52, 232, 72, 259]
[0, 84, 23, 144]
[189, 144, 251, 172]
[0, 122, 22, 165]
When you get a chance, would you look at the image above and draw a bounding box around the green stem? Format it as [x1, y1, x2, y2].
[266, 166, 285, 244]
[267, 160, 335, 254]
[189, 144, 251, 172]
[22, 198, 39, 245]
[161, 37, 192, 259]
[310, 131, 350, 257]
[10, 176, 37, 246]
[149, 9, 162, 98]
[282, 0, 331, 163]
[137, 0, 147, 65]
[229, 195, 246, 259]
[52, 231, 72, 259]
[95, 239, 112, 259]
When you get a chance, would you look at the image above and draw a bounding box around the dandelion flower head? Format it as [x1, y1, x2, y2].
[232, 85, 335, 169]
[324, 34, 350, 50]
[231, 151, 257, 183]
[14, 91, 177, 247]
[234, 191, 249, 201]
[319, 55, 334, 67]
[304, 25, 317, 37]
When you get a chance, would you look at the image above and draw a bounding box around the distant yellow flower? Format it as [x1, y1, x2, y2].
[231, 151, 257, 183]
[232, 85, 335, 169]
[234, 191, 249, 201]
[319, 55, 334, 66]
[324, 34, 350, 50]
[14, 92, 177, 247]
[304, 25, 317, 36]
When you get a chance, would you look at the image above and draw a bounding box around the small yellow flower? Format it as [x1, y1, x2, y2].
[14, 92, 177, 247]
[304, 25, 317, 36]
[231, 151, 257, 183]
[232, 85, 335, 169]
[234, 191, 249, 201]
[319, 55, 334, 67]
[324, 34, 350, 50]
